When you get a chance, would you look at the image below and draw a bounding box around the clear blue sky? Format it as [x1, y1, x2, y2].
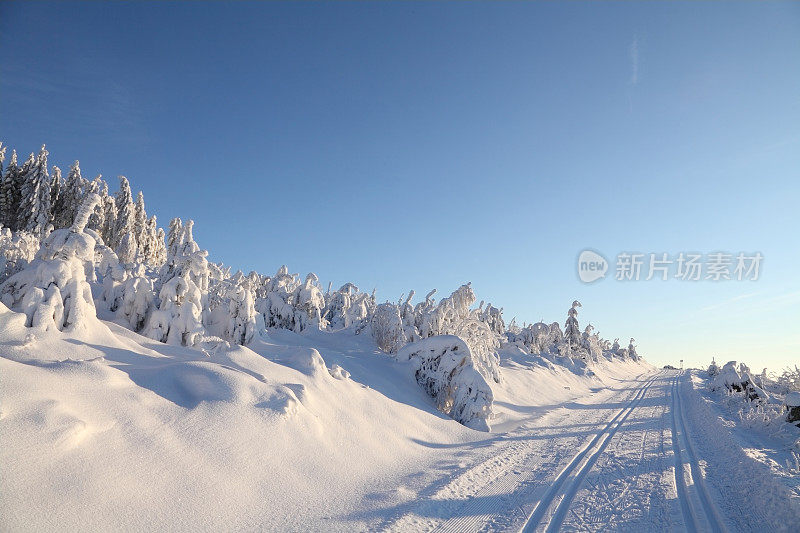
[2, 2, 798, 371]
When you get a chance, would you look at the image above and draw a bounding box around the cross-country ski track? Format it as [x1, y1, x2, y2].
[380, 370, 799, 532]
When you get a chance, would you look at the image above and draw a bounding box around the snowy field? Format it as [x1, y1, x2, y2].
[2, 313, 798, 531]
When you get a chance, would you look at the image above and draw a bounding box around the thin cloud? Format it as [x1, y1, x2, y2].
[700, 291, 762, 312]
[629, 35, 640, 85]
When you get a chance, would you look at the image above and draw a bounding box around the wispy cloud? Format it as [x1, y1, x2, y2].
[700, 291, 762, 312]
[0, 60, 149, 145]
[629, 35, 640, 85]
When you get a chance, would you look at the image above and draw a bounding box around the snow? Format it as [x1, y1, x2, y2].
[787, 391, 800, 407]
[2, 139, 799, 530]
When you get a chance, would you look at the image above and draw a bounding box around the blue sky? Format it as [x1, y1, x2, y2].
[1, 2, 798, 371]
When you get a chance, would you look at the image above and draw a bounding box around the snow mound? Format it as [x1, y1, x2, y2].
[786, 391, 800, 407]
[397, 335, 493, 431]
[711, 361, 767, 401]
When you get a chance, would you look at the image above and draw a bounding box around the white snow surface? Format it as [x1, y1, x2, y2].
[2, 313, 798, 531]
[787, 391, 800, 407]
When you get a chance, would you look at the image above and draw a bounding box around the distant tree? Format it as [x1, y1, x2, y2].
[0, 150, 22, 228]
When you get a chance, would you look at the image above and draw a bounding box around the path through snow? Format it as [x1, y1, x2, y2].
[380, 370, 798, 532]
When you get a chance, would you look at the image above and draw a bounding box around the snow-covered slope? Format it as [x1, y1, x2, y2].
[0, 310, 652, 531]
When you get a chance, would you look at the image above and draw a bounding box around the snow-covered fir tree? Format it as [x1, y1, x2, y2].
[49, 166, 62, 228]
[563, 300, 582, 356]
[97, 181, 114, 244]
[113, 176, 137, 260]
[16, 148, 51, 235]
[52, 161, 87, 230]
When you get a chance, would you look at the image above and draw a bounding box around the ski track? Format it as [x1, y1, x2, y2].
[671, 372, 728, 533]
[380, 369, 799, 532]
[382, 371, 658, 532]
[520, 372, 661, 533]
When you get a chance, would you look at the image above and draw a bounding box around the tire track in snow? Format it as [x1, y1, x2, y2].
[520, 371, 662, 533]
[671, 370, 728, 533]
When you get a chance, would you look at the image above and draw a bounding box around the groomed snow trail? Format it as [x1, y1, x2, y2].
[381, 370, 799, 532]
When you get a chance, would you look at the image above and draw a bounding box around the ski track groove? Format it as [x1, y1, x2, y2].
[670, 373, 699, 532]
[383, 371, 655, 533]
[672, 371, 729, 533]
[382, 368, 780, 533]
[520, 372, 661, 533]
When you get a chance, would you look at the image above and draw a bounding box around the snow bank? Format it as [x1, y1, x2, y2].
[397, 335, 493, 431]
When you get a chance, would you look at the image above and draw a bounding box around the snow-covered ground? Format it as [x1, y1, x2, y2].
[2, 311, 798, 531]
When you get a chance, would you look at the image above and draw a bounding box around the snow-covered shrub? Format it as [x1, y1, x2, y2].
[708, 358, 720, 377]
[477, 301, 505, 336]
[581, 325, 603, 361]
[773, 366, 800, 395]
[323, 282, 372, 331]
[627, 338, 640, 361]
[258, 265, 299, 331]
[145, 274, 204, 345]
[397, 335, 493, 431]
[0, 194, 101, 332]
[398, 291, 420, 343]
[371, 302, 406, 354]
[711, 361, 768, 402]
[119, 268, 155, 332]
[507, 321, 552, 355]
[205, 272, 261, 346]
[292, 273, 326, 332]
[415, 283, 502, 383]
[144, 218, 209, 346]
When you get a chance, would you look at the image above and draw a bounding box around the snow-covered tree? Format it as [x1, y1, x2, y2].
[0, 193, 102, 332]
[564, 300, 582, 349]
[49, 166, 62, 227]
[52, 161, 87, 229]
[112, 176, 137, 258]
[100, 181, 117, 246]
[133, 191, 148, 257]
[627, 338, 639, 360]
[371, 302, 406, 354]
[85, 176, 104, 234]
[257, 265, 299, 331]
[292, 273, 326, 332]
[153, 226, 167, 266]
[145, 218, 209, 346]
[226, 283, 258, 345]
[17, 147, 53, 236]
